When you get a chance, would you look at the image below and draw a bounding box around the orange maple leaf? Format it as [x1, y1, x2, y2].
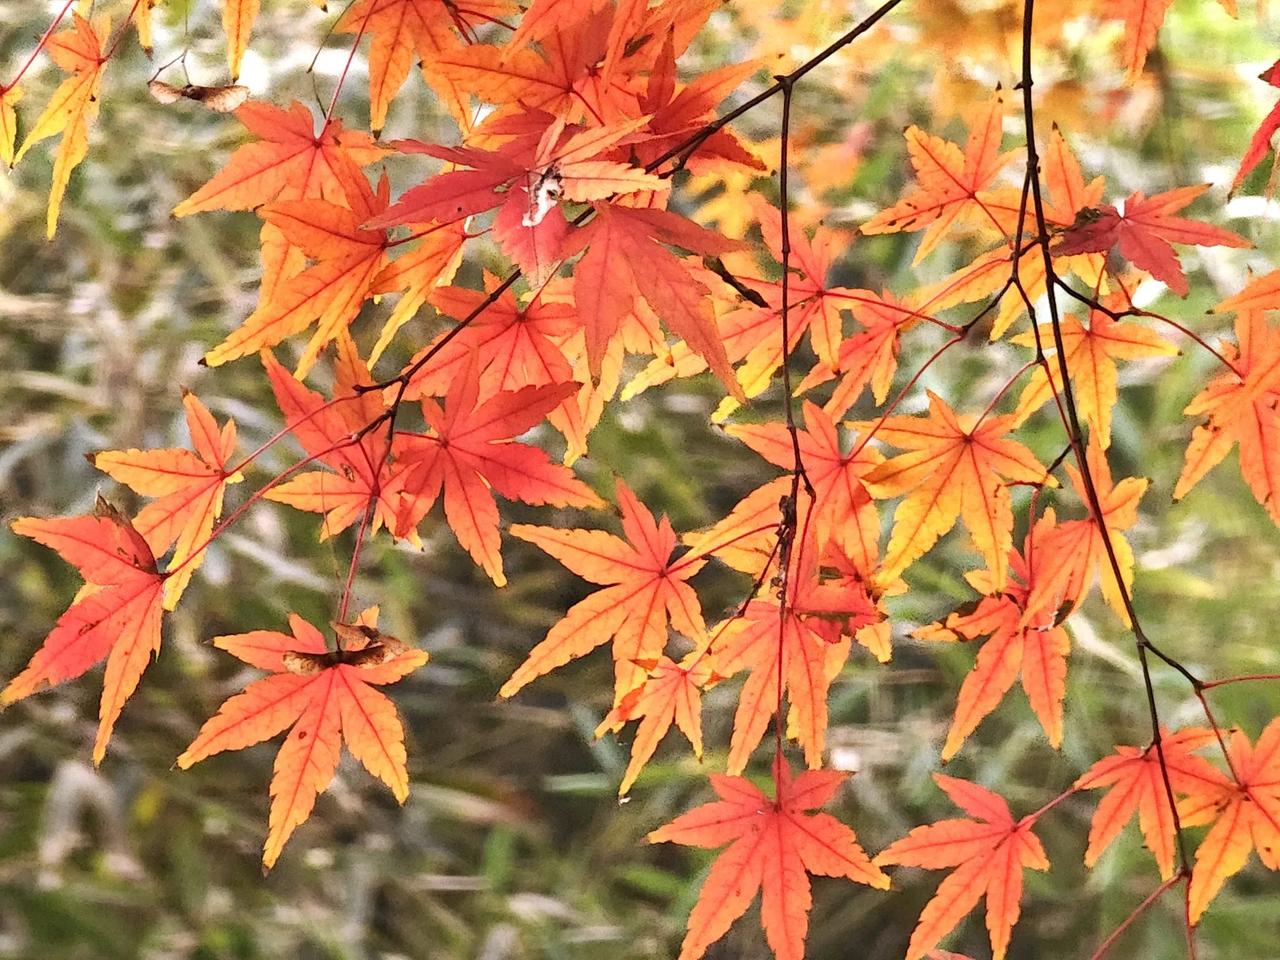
[13, 14, 109, 238]
[860, 391, 1050, 587]
[6, 499, 165, 764]
[710, 531, 879, 773]
[206, 188, 390, 374]
[649, 756, 888, 960]
[1022, 442, 1146, 628]
[597, 648, 713, 795]
[335, 0, 517, 132]
[1186, 718, 1280, 923]
[402, 277, 604, 459]
[918, 518, 1071, 761]
[390, 358, 602, 585]
[1176, 298, 1280, 522]
[1075, 727, 1226, 882]
[431, 4, 645, 124]
[1052, 184, 1248, 297]
[172, 101, 386, 219]
[876, 774, 1049, 960]
[93, 391, 241, 609]
[1011, 295, 1177, 449]
[860, 91, 1020, 262]
[500, 478, 704, 699]
[177, 613, 427, 869]
[726, 401, 883, 561]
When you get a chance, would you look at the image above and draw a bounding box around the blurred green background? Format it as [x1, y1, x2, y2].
[3, 1, 1280, 958]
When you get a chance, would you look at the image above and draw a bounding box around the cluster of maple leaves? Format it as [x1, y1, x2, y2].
[5, 0, 1280, 958]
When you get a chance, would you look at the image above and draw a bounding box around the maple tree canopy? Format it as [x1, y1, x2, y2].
[4, 0, 1280, 958]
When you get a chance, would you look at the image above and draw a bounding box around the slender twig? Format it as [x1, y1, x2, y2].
[1088, 873, 1184, 960]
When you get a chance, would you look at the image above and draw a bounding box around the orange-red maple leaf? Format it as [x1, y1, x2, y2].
[1175, 297, 1280, 522]
[377, 116, 662, 284]
[6, 499, 165, 764]
[13, 13, 109, 238]
[500, 478, 704, 699]
[93, 391, 241, 609]
[431, 4, 643, 124]
[1076, 727, 1226, 882]
[568, 203, 742, 395]
[1052, 184, 1248, 297]
[1186, 718, 1280, 923]
[260, 341, 409, 542]
[177, 613, 427, 869]
[390, 358, 601, 585]
[649, 757, 888, 960]
[1233, 60, 1280, 193]
[860, 91, 1019, 262]
[402, 277, 604, 458]
[860, 391, 1050, 586]
[876, 774, 1049, 960]
[597, 648, 713, 795]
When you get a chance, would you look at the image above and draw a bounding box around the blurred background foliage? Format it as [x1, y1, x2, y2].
[3, 0, 1280, 958]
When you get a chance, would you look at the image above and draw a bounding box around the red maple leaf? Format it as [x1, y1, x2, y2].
[649, 756, 887, 960]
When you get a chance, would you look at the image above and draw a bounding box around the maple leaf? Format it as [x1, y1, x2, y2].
[1187, 718, 1280, 923]
[649, 756, 888, 960]
[876, 774, 1049, 960]
[1011, 295, 1177, 448]
[1175, 297, 1280, 522]
[500, 478, 704, 700]
[860, 391, 1051, 587]
[710, 530, 879, 773]
[596, 649, 713, 795]
[633, 30, 762, 174]
[13, 14, 109, 238]
[260, 341, 410, 543]
[1021, 443, 1146, 628]
[919, 519, 1071, 761]
[1233, 60, 1280, 193]
[726, 401, 883, 558]
[568, 203, 742, 396]
[1076, 727, 1226, 882]
[6, 499, 165, 764]
[400, 277, 606, 458]
[93, 391, 242, 609]
[390, 359, 602, 586]
[430, 4, 643, 124]
[177, 613, 427, 869]
[0, 84, 20, 168]
[860, 91, 1020, 262]
[367, 220, 468, 363]
[205, 189, 390, 374]
[1051, 184, 1248, 297]
[335, 0, 517, 133]
[223, 0, 258, 80]
[172, 101, 386, 218]
[377, 116, 663, 284]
